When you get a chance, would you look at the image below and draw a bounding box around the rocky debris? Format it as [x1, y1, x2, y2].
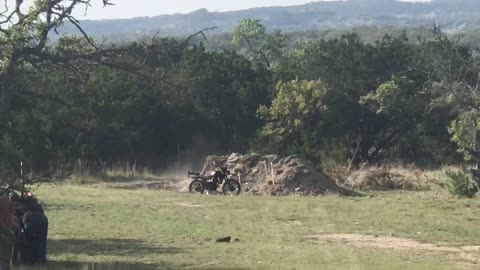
[214, 236, 240, 243]
[201, 153, 356, 196]
[216, 236, 232, 243]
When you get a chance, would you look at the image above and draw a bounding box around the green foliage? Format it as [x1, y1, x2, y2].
[360, 75, 425, 115]
[2, 14, 478, 177]
[259, 80, 327, 136]
[258, 80, 327, 159]
[448, 114, 480, 161]
[0, 134, 24, 188]
[4, 39, 270, 171]
[232, 19, 287, 67]
[445, 170, 478, 198]
[232, 19, 267, 45]
[267, 31, 458, 164]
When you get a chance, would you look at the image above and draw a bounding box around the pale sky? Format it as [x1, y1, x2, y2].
[77, 0, 432, 20]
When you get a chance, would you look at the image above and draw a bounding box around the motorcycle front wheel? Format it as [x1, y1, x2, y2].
[222, 179, 241, 196]
[188, 180, 205, 194]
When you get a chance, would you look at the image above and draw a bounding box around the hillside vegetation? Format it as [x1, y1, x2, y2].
[60, 0, 480, 40]
[1, 1, 480, 192]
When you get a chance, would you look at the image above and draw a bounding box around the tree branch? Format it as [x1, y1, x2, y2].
[183, 26, 218, 46]
[245, 38, 271, 67]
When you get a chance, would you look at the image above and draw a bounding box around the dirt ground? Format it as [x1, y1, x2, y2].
[308, 233, 480, 264]
[112, 178, 190, 192]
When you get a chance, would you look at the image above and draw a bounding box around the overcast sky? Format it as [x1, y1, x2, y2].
[76, 0, 432, 20]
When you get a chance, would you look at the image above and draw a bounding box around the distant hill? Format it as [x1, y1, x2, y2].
[62, 0, 480, 41]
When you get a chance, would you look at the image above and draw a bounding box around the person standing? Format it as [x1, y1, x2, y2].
[11, 192, 48, 265]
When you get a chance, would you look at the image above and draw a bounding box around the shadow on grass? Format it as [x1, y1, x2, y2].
[15, 261, 252, 270]
[17, 238, 251, 270]
[14, 260, 166, 270]
[189, 268, 252, 270]
[48, 238, 183, 257]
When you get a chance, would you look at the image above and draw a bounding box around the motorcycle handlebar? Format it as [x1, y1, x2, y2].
[188, 169, 233, 177]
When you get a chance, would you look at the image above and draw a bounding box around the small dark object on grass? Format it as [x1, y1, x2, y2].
[216, 236, 232, 243]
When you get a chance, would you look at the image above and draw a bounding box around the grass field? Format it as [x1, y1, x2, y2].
[16, 183, 480, 270]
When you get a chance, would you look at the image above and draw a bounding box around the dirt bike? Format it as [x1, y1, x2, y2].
[188, 168, 241, 196]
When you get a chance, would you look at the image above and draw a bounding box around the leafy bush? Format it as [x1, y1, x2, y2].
[445, 170, 478, 198]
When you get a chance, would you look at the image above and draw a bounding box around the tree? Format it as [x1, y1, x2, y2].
[424, 26, 480, 163]
[267, 31, 461, 165]
[359, 74, 431, 162]
[270, 33, 412, 163]
[3, 37, 271, 174]
[258, 80, 328, 160]
[0, 0, 112, 116]
[232, 19, 286, 68]
[0, 0, 113, 188]
[0, 135, 23, 189]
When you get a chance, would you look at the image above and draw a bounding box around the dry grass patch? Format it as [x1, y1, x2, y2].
[329, 164, 428, 191]
[308, 233, 480, 264]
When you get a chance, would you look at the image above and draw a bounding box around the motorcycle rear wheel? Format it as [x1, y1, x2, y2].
[188, 180, 205, 194]
[222, 179, 241, 196]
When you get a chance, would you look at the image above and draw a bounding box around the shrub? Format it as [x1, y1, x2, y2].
[338, 165, 423, 191]
[445, 170, 478, 198]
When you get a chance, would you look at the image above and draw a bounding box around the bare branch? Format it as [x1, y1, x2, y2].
[183, 26, 218, 46]
[66, 16, 98, 49]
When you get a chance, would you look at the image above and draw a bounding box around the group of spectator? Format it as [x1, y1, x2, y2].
[2, 191, 49, 266]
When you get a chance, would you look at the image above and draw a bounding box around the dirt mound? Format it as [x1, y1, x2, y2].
[201, 153, 356, 196]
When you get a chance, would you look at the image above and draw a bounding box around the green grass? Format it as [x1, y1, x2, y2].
[18, 184, 480, 270]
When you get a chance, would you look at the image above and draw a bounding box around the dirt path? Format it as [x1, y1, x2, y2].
[173, 202, 203, 208]
[308, 233, 480, 263]
[111, 179, 190, 192]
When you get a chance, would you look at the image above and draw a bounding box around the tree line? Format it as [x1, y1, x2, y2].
[1, 3, 479, 186]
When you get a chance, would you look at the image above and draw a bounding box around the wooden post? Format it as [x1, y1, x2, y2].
[271, 162, 275, 185]
[133, 161, 137, 179]
[474, 123, 479, 170]
[263, 161, 268, 184]
[178, 144, 181, 179]
[81, 147, 85, 182]
[178, 144, 180, 165]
